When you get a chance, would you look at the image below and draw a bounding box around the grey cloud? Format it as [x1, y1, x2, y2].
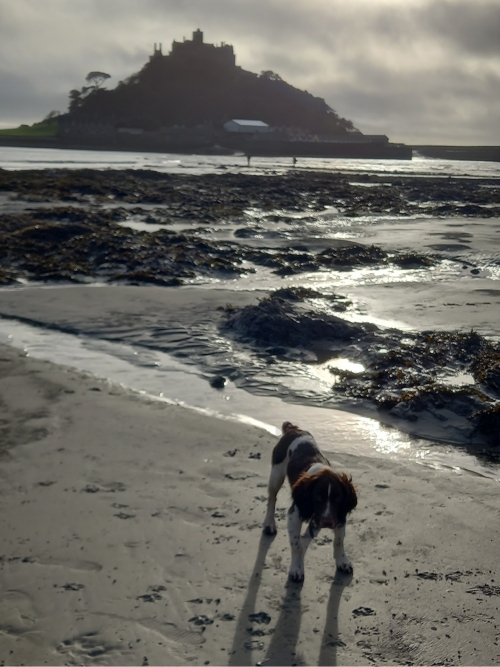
[419, 0, 500, 56]
[0, 68, 67, 123]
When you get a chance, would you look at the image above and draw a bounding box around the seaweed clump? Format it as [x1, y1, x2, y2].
[330, 329, 500, 446]
[383, 386, 488, 422]
[223, 293, 365, 349]
[271, 287, 351, 311]
[470, 349, 500, 395]
[0, 215, 249, 284]
[470, 403, 500, 447]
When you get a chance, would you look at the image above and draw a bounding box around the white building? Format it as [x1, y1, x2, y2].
[223, 119, 270, 133]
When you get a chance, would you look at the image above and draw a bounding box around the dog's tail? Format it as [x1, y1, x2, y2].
[282, 421, 298, 434]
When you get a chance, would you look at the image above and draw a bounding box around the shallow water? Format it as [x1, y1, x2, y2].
[0, 315, 498, 481]
[2, 145, 500, 178]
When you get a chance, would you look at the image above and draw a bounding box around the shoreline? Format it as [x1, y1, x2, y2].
[0, 283, 499, 461]
[0, 136, 413, 160]
[1, 297, 498, 484]
[0, 343, 499, 665]
[2, 136, 500, 163]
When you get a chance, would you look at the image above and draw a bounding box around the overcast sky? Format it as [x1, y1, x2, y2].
[0, 0, 499, 144]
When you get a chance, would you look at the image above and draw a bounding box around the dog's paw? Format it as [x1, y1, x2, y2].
[336, 558, 353, 574]
[288, 566, 304, 583]
[263, 520, 277, 535]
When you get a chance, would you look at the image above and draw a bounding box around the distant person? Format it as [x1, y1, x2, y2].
[246, 155, 251, 166]
[293, 157, 297, 167]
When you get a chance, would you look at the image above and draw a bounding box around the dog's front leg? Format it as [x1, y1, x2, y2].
[287, 504, 305, 582]
[263, 461, 286, 535]
[333, 524, 353, 573]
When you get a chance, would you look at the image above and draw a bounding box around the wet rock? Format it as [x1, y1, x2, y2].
[0, 213, 246, 284]
[224, 294, 365, 349]
[388, 387, 487, 421]
[2, 168, 498, 220]
[470, 404, 500, 446]
[234, 226, 265, 238]
[271, 286, 325, 301]
[390, 252, 436, 268]
[209, 375, 227, 389]
[111, 271, 183, 287]
[316, 244, 386, 267]
[13, 222, 94, 243]
[470, 349, 500, 394]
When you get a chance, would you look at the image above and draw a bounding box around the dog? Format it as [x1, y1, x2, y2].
[263, 421, 357, 582]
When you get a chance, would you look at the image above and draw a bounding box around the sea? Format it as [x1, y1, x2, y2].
[1, 145, 499, 480]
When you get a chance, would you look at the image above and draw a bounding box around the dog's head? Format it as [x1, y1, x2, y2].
[282, 421, 300, 434]
[291, 469, 357, 529]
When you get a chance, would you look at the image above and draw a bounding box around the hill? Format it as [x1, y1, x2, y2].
[64, 30, 357, 136]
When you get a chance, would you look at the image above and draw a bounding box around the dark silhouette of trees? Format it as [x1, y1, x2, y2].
[85, 72, 111, 89]
[260, 70, 284, 82]
[68, 72, 112, 113]
[66, 49, 355, 135]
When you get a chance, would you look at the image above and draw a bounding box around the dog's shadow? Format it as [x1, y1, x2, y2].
[317, 570, 353, 666]
[262, 580, 304, 666]
[263, 569, 352, 667]
[228, 533, 275, 666]
[228, 533, 352, 667]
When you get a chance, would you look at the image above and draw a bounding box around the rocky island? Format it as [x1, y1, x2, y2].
[0, 30, 411, 158]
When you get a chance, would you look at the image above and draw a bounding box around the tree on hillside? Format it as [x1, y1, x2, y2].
[260, 70, 284, 82]
[68, 72, 111, 112]
[68, 89, 83, 112]
[85, 71, 111, 89]
[44, 110, 60, 120]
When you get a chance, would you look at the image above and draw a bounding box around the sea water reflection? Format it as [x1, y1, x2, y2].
[0, 316, 497, 481]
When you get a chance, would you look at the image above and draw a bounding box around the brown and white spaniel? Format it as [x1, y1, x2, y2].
[263, 421, 357, 582]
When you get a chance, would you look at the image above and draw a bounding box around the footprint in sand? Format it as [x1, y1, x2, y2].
[0, 590, 37, 635]
[56, 631, 121, 664]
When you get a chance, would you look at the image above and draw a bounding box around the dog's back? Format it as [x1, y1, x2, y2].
[273, 422, 330, 486]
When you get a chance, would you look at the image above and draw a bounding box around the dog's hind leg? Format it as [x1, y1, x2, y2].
[263, 461, 286, 535]
[333, 524, 353, 573]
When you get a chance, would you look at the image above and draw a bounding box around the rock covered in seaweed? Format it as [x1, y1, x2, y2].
[469, 403, 500, 447]
[222, 293, 366, 349]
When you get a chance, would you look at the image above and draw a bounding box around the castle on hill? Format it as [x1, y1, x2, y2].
[56, 28, 411, 158]
[150, 29, 236, 68]
[63, 27, 358, 136]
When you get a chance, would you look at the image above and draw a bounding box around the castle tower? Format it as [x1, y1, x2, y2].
[150, 43, 163, 60]
[192, 29, 203, 44]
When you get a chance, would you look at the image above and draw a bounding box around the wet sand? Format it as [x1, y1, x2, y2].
[0, 344, 499, 666]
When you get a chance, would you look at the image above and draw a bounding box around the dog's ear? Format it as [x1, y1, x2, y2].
[337, 473, 357, 523]
[291, 472, 315, 521]
[282, 421, 297, 434]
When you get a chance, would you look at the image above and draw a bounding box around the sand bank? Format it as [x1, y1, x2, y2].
[0, 344, 499, 666]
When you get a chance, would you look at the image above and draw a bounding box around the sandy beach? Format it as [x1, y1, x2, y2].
[0, 343, 499, 666]
[0, 162, 499, 665]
